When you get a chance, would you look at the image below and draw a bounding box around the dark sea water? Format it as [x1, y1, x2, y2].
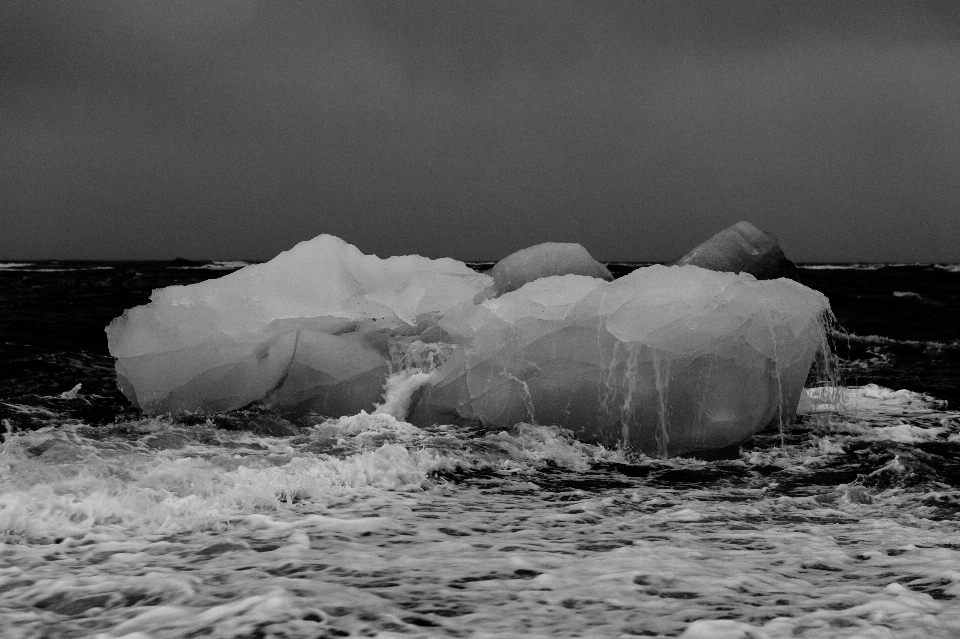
[1, 260, 959, 638]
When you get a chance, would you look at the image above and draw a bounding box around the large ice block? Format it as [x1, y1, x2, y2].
[107, 235, 492, 414]
[108, 232, 831, 457]
[413, 266, 829, 456]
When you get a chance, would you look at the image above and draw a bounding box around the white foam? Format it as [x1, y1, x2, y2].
[833, 331, 960, 350]
[797, 384, 960, 448]
[0, 265, 114, 272]
[799, 384, 949, 416]
[801, 263, 889, 270]
[372, 369, 433, 420]
[0, 425, 454, 541]
[4, 383, 960, 637]
[58, 384, 81, 400]
[171, 260, 252, 270]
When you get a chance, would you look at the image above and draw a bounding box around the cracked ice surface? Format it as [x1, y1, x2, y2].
[107, 236, 830, 457]
[106, 235, 491, 414]
[419, 266, 830, 456]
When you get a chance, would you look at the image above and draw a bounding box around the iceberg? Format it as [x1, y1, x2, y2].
[486, 242, 612, 295]
[106, 234, 491, 414]
[107, 232, 830, 456]
[667, 221, 801, 281]
[413, 266, 829, 456]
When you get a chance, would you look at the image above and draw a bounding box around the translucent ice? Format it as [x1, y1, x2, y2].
[668, 221, 801, 280]
[108, 234, 830, 457]
[107, 235, 491, 414]
[487, 242, 612, 295]
[415, 265, 830, 456]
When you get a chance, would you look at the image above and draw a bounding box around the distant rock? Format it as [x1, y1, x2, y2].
[487, 242, 612, 296]
[666, 221, 800, 280]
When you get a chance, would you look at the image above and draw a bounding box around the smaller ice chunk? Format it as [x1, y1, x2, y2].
[59, 384, 82, 400]
[667, 221, 800, 280]
[414, 265, 829, 456]
[107, 235, 491, 414]
[487, 242, 612, 296]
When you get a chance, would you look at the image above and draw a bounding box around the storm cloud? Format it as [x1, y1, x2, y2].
[2, 1, 959, 261]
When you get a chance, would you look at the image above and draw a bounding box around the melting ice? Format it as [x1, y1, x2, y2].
[106, 234, 491, 416]
[419, 266, 829, 456]
[107, 234, 830, 457]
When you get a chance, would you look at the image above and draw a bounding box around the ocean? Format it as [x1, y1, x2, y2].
[1, 260, 959, 638]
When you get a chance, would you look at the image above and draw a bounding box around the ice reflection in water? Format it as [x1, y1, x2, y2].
[1, 386, 960, 638]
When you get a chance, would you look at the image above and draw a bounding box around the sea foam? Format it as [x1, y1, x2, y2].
[2, 384, 960, 637]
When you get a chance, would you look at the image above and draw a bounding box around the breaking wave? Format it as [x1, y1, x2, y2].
[3, 381, 960, 637]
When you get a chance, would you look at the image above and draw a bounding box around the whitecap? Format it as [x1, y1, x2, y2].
[801, 263, 888, 270]
[4, 381, 960, 637]
[833, 331, 960, 350]
[170, 261, 253, 270]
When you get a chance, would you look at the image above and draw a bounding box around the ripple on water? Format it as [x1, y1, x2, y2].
[0, 386, 959, 637]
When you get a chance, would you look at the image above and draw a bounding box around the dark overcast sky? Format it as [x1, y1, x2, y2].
[2, 1, 959, 262]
